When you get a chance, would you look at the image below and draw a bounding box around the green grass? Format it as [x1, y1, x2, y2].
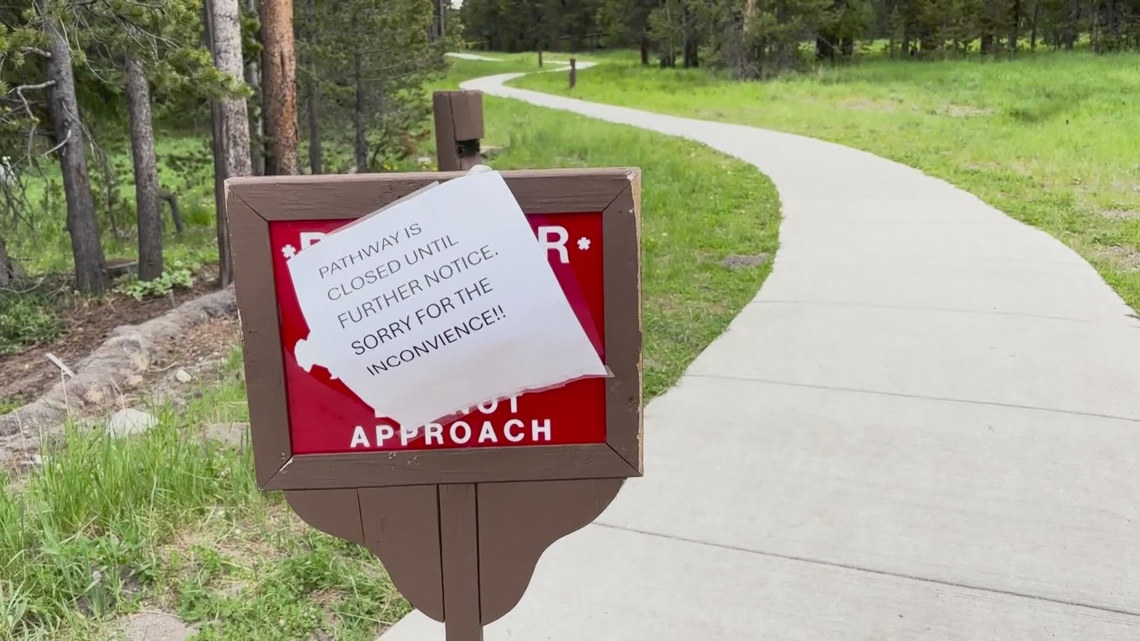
[483, 96, 779, 395]
[512, 50, 1140, 310]
[4, 135, 221, 276]
[1, 55, 781, 638]
[0, 353, 409, 641]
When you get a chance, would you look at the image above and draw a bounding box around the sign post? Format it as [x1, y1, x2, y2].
[224, 168, 642, 639]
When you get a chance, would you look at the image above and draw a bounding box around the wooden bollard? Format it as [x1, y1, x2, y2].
[433, 90, 484, 172]
[569, 57, 577, 90]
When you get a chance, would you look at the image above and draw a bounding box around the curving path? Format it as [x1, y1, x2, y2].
[383, 67, 1140, 640]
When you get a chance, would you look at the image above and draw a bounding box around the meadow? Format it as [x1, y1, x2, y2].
[0, 55, 778, 640]
[514, 50, 1140, 310]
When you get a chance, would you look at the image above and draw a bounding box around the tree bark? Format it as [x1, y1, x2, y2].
[0, 235, 12, 288]
[354, 51, 367, 172]
[212, 0, 253, 179]
[303, 0, 321, 174]
[816, 33, 838, 60]
[206, 0, 253, 287]
[244, 0, 265, 176]
[1009, 0, 1022, 53]
[204, 0, 228, 286]
[260, 0, 299, 176]
[307, 81, 321, 174]
[124, 56, 163, 282]
[1030, 0, 1041, 50]
[432, 0, 446, 41]
[45, 10, 108, 294]
[980, 32, 995, 54]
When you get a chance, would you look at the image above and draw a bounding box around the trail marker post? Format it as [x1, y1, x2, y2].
[433, 90, 484, 172]
[224, 168, 643, 640]
[569, 57, 577, 90]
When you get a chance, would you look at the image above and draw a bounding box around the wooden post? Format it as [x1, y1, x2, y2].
[433, 91, 484, 172]
[440, 484, 483, 641]
[569, 58, 577, 90]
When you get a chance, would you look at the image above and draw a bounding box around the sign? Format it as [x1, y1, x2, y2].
[226, 168, 642, 490]
[224, 168, 642, 639]
[278, 170, 608, 443]
[271, 210, 609, 455]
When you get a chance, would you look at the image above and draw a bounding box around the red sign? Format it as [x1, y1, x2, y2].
[269, 212, 607, 455]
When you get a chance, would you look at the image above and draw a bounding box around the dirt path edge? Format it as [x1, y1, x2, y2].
[0, 287, 238, 442]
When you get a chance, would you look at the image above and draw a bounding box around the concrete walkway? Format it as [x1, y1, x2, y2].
[382, 70, 1140, 639]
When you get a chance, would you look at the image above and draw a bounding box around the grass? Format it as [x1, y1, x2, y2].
[483, 96, 778, 395]
[0, 354, 409, 641]
[512, 49, 1140, 310]
[4, 135, 222, 276]
[1, 55, 780, 638]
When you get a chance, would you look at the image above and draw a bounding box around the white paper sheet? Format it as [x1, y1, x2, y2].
[285, 169, 608, 430]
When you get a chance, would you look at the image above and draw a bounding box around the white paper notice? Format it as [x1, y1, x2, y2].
[285, 169, 608, 430]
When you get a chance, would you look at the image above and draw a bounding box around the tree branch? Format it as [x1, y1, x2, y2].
[20, 47, 52, 58]
[14, 80, 55, 120]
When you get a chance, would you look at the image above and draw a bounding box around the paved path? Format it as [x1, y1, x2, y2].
[383, 69, 1140, 639]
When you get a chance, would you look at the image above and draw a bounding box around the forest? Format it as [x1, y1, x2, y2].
[0, 0, 452, 302]
[0, 0, 1135, 354]
[461, 0, 1140, 75]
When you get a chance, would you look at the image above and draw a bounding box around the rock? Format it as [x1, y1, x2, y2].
[123, 374, 144, 388]
[107, 408, 157, 438]
[83, 386, 105, 405]
[721, 253, 770, 269]
[203, 422, 249, 448]
[175, 369, 192, 383]
[118, 612, 197, 641]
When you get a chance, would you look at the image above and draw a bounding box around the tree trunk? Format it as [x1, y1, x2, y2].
[204, 0, 228, 286]
[0, 235, 12, 288]
[354, 51, 367, 172]
[816, 32, 838, 60]
[260, 0, 298, 175]
[45, 11, 107, 294]
[980, 32, 995, 54]
[307, 84, 322, 174]
[304, 0, 321, 174]
[209, 0, 253, 287]
[640, 37, 649, 65]
[124, 56, 163, 282]
[1009, 0, 1022, 53]
[841, 36, 854, 58]
[432, 0, 446, 41]
[1030, 0, 1041, 49]
[681, 7, 698, 68]
[244, 0, 265, 176]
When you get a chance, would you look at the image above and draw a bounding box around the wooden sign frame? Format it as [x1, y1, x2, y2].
[224, 168, 643, 491]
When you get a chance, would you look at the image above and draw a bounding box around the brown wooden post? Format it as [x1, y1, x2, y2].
[433, 90, 484, 172]
[569, 58, 577, 90]
[440, 484, 482, 641]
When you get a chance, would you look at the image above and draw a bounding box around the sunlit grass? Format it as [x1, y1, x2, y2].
[512, 50, 1140, 309]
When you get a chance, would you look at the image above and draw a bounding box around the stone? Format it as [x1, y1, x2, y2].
[118, 612, 197, 641]
[83, 386, 105, 405]
[203, 422, 249, 448]
[175, 368, 192, 383]
[721, 253, 770, 269]
[106, 408, 157, 438]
